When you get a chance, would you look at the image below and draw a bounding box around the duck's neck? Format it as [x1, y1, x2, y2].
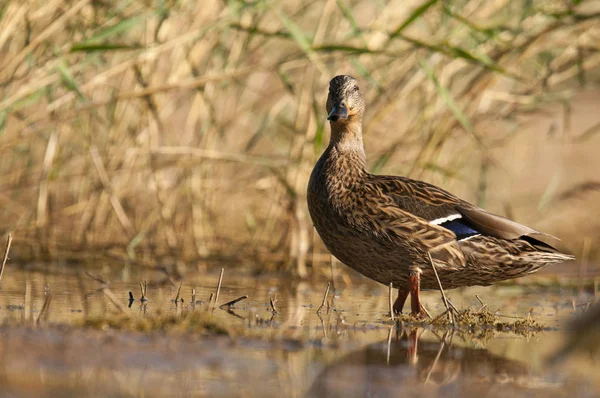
[329, 121, 367, 169]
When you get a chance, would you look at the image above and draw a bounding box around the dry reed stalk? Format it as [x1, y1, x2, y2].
[36, 130, 59, 228]
[35, 288, 52, 325]
[317, 282, 330, 314]
[132, 65, 178, 251]
[24, 279, 31, 322]
[139, 281, 148, 302]
[428, 252, 454, 325]
[269, 296, 278, 314]
[89, 147, 136, 239]
[0, 234, 13, 282]
[475, 295, 487, 312]
[389, 283, 395, 321]
[219, 295, 248, 309]
[212, 268, 224, 310]
[174, 282, 183, 304]
[0, 0, 89, 79]
[424, 335, 447, 384]
[0, 0, 598, 267]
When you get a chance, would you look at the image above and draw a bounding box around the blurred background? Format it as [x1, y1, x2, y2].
[1, 0, 599, 277]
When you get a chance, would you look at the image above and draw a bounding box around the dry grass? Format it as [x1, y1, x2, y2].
[1, 0, 599, 273]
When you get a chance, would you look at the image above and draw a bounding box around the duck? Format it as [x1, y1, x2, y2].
[307, 75, 575, 318]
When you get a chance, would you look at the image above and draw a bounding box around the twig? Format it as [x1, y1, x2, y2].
[219, 295, 248, 309]
[425, 337, 447, 383]
[24, 279, 31, 322]
[317, 282, 330, 314]
[139, 280, 148, 302]
[35, 287, 52, 325]
[174, 282, 182, 304]
[431, 309, 450, 324]
[428, 252, 454, 325]
[0, 234, 13, 282]
[447, 299, 460, 314]
[269, 295, 278, 314]
[475, 294, 487, 312]
[213, 268, 224, 310]
[85, 271, 108, 285]
[191, 288, 196, 305]
[389, 282, 395, 321]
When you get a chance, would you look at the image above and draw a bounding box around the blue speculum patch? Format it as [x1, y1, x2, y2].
[439, 219, 480, 240]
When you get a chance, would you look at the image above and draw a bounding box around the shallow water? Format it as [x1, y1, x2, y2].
[0, 264, 598, 397]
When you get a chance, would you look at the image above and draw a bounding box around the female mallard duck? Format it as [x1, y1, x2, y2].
[307, 75, 574, 318]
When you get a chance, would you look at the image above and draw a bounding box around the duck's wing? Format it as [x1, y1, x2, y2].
[367, 175, 560, 250]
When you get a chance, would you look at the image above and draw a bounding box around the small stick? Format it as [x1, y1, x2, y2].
[208, 292, 214, 305]
[428, 252, 453, 325]
[269, 295, 278, 314]
[317, 282, 330, 314]
[219, 295, 248, 309]
[139, 282, 146, 301]
[475, 294, 487, 312]
[0, 234, 13, 282]
[85, 271, 107, 285]
[191, 288, 196, 304]
[431, 309, 450, 324]
[174, 282, 182, 304]
[24, 279, 32, 322]
[389, 282, 395, 321]
[213, 268, 224, 310]
[425, 337, 447, 383]
[36, 288, 52, 325]
[447, 299, 460, 314]
[386, 325, 394, 365]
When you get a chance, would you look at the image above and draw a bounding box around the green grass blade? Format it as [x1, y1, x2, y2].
[276, 9, 327, 75]
[88, 15, 146, 42]
[0, 109, 6, 135]
[335, 0, 367, 45]
[401, 35, 517, 79]
[390, 0, 438, 37]
[418, 59, 480, 144]
[56, 61, 86, 102]
[70, 43, 141, 52]
[313, 44, 376, 54]
[276, 10, 313, 54]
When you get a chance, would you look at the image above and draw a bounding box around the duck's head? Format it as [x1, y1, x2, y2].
[326, 75, 365, 123]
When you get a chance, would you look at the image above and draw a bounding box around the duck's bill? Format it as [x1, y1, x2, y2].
[327, 104, 348, 121]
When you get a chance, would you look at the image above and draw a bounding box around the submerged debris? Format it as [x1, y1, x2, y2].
[392, 307, 546, 338]
[82, 311, 229, 335]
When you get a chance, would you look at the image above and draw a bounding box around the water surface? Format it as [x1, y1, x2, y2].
[0, 264, 598, 397]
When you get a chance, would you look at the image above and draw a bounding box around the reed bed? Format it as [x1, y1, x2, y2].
[0, 0, 599, 273]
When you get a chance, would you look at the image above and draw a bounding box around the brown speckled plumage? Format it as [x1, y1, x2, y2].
[308, 75, 574, 316]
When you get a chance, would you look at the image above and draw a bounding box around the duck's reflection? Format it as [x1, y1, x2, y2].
[308, 327, 556, 398]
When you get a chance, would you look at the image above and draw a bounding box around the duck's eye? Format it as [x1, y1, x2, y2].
[353, 86, 360, 92]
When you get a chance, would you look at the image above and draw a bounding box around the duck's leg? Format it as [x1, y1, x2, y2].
[393, 289, 409, 314]
[409, 272, 428, 318]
